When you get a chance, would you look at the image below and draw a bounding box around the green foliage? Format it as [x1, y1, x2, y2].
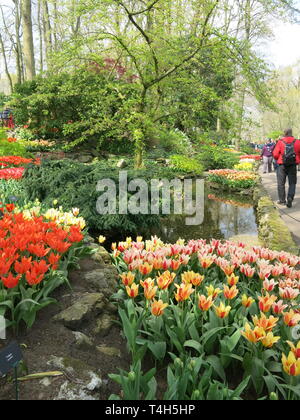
[21, 159, 178, 236]
[197, 145, 240, 170]
[10, 67, 140, 153]
[170, 155, 203, 175]
[0, 136, 29, 157]
[0, 179, 26, 203]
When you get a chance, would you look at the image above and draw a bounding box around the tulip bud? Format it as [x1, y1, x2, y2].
[269, 392, 278, 401]
[174, 358, 183, 369]
[193, 390, 200, 399]
[128, 371, 136, 381]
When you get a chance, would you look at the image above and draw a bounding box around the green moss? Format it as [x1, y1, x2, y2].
[256, 195, 298, 254]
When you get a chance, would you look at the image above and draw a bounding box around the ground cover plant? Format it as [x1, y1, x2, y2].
[110, 237, 300, 400]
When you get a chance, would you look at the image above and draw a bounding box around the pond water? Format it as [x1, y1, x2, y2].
[146, 186, 258, 244]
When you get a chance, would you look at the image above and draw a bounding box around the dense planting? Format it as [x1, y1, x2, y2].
[111, 237, 300, 400]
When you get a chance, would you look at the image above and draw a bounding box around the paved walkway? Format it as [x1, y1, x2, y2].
[260, 167, 300, 247]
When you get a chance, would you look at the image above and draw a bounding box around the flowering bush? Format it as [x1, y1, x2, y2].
[0, 205, 88, 331]
[208, 169, 258, 189]
[111, 236, 300, 399]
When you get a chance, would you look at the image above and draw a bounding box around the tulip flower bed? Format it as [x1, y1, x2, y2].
[240, 155, 261, 161]
[0, 205, 88, 332]
[110, 237, 300, 400]
[0, 156, 40, 180]
[208, 169, 258, 189]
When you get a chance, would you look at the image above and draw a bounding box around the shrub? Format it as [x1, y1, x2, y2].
[21, 160, 179, 236]
[170, 155, 203, 175]
[197, 145, 240, 170]
[10, 68, 140, 153]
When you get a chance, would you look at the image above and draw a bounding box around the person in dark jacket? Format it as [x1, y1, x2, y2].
[273, 128, 300, 208]
[261, 138, 275, 173]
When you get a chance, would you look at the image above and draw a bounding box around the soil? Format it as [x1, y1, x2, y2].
[0, 263, 131, 401]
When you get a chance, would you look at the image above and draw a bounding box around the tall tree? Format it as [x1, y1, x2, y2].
[21, 0, 36, 80]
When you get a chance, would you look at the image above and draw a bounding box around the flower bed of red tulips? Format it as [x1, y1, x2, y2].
[110, 237, 300, 400]
[0, 208, 86, 330]
[240, 155, 261, 161]
[0, 156, 40, 180]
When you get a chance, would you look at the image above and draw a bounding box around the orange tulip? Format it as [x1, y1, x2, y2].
[156, 271, 176, 290]
[151, 299, 168, 316]
[227, 273, 239, 286]
[181, 271, 204, 287]
[198, 295, 214, 311]
[206, 285, 222, 300]
[120, 271, 135, 286]
[283, 310, 300, 327]
[126, 283, 139, 298]
[241, 294, 254, 308]
[138, 262, 153, 276]
[223, 285, 239, 300]
[286, 341, 300, 359]
[242, 323, 266, 343]
[214, 302, 231, 319]
[258, 292, 277, 312]
[261, 332, 280, 348]
[252, 313, 279, 332]
[282, 351, 300, 376]
[174, 283, 194, 302]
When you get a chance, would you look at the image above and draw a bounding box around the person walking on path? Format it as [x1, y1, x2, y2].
[273, 128, 300, 208]
[261, 138, 275, 173]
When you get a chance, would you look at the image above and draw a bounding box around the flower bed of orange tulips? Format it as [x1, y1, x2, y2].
[208, 169, 258, 189]
[0, 205, 88, 331]
[110, 236, 300, 400]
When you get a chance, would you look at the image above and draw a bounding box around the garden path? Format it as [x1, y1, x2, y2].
[260, 167, 300, 248]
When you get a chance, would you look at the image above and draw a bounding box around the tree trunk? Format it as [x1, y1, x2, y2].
[43, 0, 52, 68]
[38, 0, 43, 72]
[0, 34, 13, 93]
[12, 0, 23, 84]
[22, 0, 36, 80]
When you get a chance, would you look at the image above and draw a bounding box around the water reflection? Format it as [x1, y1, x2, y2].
[147, 187, 258, 243]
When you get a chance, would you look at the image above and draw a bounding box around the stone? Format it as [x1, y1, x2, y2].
[117, 159, 127, 169]
[48, 356, 102, 392]
[78, 154, 93, 163]
[97, 346, 121, 358]
[72, 331, 95, 350]
[104, 302, 118, 314]
[40, 378, 51, 387]
[81, 266, 118, 295]
[93, 313, 115, 337]
[53, 293, 105, 329]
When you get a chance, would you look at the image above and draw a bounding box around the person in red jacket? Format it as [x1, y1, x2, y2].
[273, 128, 300, 208]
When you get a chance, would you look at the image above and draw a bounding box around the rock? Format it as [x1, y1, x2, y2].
[93, 313, 115, 337]
[48, 356, 102, 400]
[40, 378, 51, 387]
[78, 258, 100, 272]
[104, 302, 118, 314]
[117, 159, 127, 169]
[72, 332, 95, 350]
[96, 246, 112, 264]
[82, 268, 118, 294]
[53, 293, 105, 329]
[78, 154, 93, 163]
[97, 346, 121, 358]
